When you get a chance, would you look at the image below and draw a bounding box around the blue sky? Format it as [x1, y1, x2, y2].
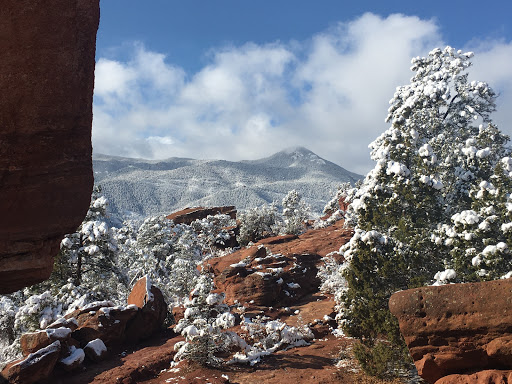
[94, 1, 512, 174]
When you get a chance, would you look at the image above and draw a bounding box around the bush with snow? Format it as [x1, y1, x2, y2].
[229, 315, 313, 366]
[174, 272, 241, 367]
[237, 203, 280, 245]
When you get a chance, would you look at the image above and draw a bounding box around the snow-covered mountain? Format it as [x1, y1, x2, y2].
[93, 147, 362, 220]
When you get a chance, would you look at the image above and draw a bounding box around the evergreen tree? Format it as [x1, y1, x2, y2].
[55, 186, 123, 301]
[281, 190, 310, 235]
[439, 154, 512, 282]
[238, 203, 280, 245]
[174, 271, 236, 367]
[339, 46, 506, 377]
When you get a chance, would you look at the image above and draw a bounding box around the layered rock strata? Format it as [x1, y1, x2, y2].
[389, 279, 512, 383]
[0, 0, 100, 293]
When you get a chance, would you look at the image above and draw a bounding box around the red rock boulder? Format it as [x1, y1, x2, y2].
[389, 279, 512, 383]
[0, 0, 100, 293]
[126, 276, 168, 341]
[1, 341, 61, 384]
[20, 327, 72, 356]
[69, 303, 139, 347]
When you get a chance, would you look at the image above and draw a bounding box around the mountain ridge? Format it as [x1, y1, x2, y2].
[93, 147, 361, 220]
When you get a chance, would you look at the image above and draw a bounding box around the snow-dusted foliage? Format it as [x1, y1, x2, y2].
[315, 183, 354, 228]
[339, 47, 510, 377]
[117, 213, 235, 306]
[56, 186, 123, 301]
[317, 254, 346, 324]
[237, 203, 280, 245]
[229, 315, 313, 366]
[0, 296, 18, 367]
[323, 182, 352, 216]
[174, 272, 239, 367]
[0, 195, 237, 367]
[238, 192, 312, 245]
[281, 190, 310, 235]
[438, 155, 512, 281]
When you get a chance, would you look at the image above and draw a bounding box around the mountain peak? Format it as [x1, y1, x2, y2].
[281, 146, 313, 155]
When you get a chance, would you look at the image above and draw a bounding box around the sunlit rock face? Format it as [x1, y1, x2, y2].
[0, 0, 100, 293]
[389, 279, 512, 384]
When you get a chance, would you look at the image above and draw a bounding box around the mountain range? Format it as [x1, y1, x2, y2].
[93, 147, 362, 220]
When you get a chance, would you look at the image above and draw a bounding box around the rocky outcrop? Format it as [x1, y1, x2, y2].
[389, 279, 512, 383]
[0, 0, 100, 293]
[2, 281, 168, 383]
[435, 370, 512, 384]
[167, 206, 237, 225]
[68, 304, 139, 347]
[2, 341, 61, 384]
[206, 220, 352, 306]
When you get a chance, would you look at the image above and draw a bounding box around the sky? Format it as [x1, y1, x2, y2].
[93, 1, 512, 175]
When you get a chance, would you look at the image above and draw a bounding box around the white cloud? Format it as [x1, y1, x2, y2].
[92, 13, 512, 175]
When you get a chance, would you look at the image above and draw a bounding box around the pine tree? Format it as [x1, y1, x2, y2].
[55, 186, 123, 301]
[281, 190, 310, 235]
[238, 203, 280, 245]
[174, 271, 236, 367]
[339, 46, 505, 377]
[439, 153, 512, 282]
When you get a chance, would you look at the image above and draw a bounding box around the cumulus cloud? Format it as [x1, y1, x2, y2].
[92, 13, 512, 175]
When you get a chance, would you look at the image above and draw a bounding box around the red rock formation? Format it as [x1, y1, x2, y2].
[166, 206, 237, 225]
[389, 279, 512, 383]
[1, 341, 61, 384]
[435, 370, 512, 384]
[69, 305, 139, 347]
[0, 0, 100, 293]
[20, 327, 71, 356]
[206, 220, 352, 306]
[126, 276, 168, 342]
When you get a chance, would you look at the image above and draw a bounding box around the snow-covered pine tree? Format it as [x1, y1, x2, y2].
[340, 46, 505, 377]
[237, 203, 280, 245]
[281, 189, 310, 235]
[438, 151, 512, 283]
[174, 271, 236, 367]
[55, 186, 123, 301]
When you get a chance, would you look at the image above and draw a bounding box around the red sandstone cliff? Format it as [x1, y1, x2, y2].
[0, 0, 100, 293]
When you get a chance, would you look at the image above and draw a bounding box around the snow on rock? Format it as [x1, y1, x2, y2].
[59, 346, 85, 371]
[3, 341, 61, 384]
[84, 339, 108, 362]
[145, 275, 155, 303]
[433, 269, 457, 285]
[46, 317, 78, 331]
[80, 301, 115, 312]
[45, 327, 72, 340]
